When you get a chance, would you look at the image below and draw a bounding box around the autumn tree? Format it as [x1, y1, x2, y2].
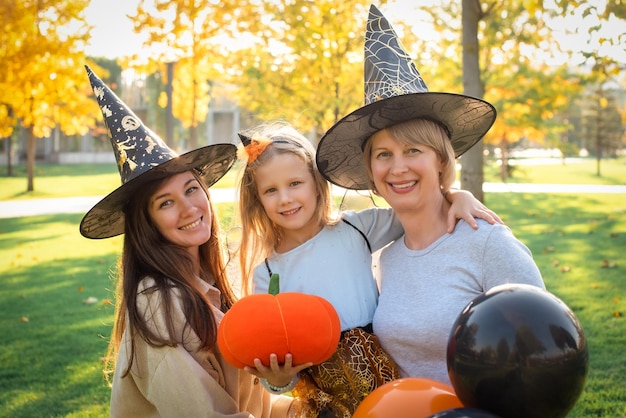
[488, 60, 582, 181]
[424, 1, 586, 194]
[552, 0, 626, 171]
[127, 0, 242, 149]
[581, 84, 624, 176]
[465, 1, 583, 193]
[222, 0, 393, 139]
[553, 0, 626, 74]
[0, 0, 97, 191]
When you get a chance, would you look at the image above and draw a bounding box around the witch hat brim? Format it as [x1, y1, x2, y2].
[316, 5, 496, 190]
[80, 66, 237, 239]
[316, 92, 496, 190]
[80, 143, 236, 239]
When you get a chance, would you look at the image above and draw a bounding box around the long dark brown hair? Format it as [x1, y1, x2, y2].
[104, 170, 237, 381]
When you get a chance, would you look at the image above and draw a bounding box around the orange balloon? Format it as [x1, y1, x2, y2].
[353, 377, 464, 418]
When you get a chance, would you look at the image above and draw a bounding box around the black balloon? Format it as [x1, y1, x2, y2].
[429, 407, 502, 418]
[447, 284, 588, 418]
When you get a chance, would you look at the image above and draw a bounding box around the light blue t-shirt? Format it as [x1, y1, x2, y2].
[253, 208, 403, 330]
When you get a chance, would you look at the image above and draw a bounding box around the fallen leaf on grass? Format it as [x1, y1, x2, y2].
[543, 246, 555, 254]
[19, 317, 29, 322]
[83, 297, 98, 304]
[601, 259, 617, 268]
[613, 312, 623, 318]
[560, 266, 571, 273]
[552, 259, 560, 267]
[102, 299, 113, 305]
[77, 286, 84, 292]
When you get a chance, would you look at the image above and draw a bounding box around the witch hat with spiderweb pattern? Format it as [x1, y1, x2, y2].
[316, 4, 496, 190]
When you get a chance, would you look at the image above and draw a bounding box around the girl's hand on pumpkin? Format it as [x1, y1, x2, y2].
[245, 353, 312, 387]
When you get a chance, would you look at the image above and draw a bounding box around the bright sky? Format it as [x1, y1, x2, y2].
[84, 0, 144, 58]
[83, 0, 439, 59]
[84, 0, 625, 64]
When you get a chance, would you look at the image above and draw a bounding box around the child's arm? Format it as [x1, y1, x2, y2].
[445, 188, 503, 233]
[244, 353, 312, 394]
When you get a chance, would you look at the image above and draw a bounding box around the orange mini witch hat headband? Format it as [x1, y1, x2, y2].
[237, 133, 297, 165]
[237, 133, 273, 165]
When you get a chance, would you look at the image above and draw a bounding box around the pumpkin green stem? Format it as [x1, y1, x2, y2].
[268, 273, 280, 295]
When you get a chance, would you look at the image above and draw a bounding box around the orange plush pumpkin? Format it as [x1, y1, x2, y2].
[217, 292, 341, 368]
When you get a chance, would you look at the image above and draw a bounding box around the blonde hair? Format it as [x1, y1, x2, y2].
[363, 118, 456, 193]
[237, 122, 334, 294]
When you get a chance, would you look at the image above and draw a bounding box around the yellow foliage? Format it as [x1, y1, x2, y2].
[0, 0, 98, 139]
[158, 91, 168, 109]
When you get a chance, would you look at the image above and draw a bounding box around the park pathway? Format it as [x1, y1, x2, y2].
[1, 183, 625, 219]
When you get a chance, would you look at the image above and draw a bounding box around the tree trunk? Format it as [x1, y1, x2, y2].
[5, 136, 13, 176]
[500, 136, 509, 182]
[190, 124, 197, 149]
[189, 72, 198, 149]
[5, 105, 13, 176]
[166, 61, 175, 145]
[27, 127, 35, 192]
[595, 106, 602, 177]
[461, 0, 485, 202]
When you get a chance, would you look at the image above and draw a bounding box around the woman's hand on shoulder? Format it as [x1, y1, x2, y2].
[446, 189, 503, 232]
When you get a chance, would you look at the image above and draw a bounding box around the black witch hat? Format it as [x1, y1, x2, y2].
[316, 5, 496, 190]
[80, 65, 236, 239]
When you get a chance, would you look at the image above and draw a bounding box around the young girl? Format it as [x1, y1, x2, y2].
[236, 121, 500, 417]
[82, 66, 299, 417]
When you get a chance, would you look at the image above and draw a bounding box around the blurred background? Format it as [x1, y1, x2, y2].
[1, 0, 625, 196]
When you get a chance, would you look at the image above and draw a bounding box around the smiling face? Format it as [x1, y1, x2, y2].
[147, 171, 212, 258]
[368, 129, 444, 214]
[254, 152, 321, 248]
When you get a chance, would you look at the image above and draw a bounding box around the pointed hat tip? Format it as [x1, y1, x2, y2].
[368, 4, 384, 19]
[237, 133, 252, 146]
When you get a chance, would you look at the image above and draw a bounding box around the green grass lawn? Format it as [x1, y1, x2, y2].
[0, 161, 245, 201]
[483, 156, 626, 185]
[1, 161, 625, 417]
[1, 157, 624, 200]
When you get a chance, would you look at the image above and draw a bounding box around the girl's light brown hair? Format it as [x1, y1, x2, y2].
[237, 122, 333, 294]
